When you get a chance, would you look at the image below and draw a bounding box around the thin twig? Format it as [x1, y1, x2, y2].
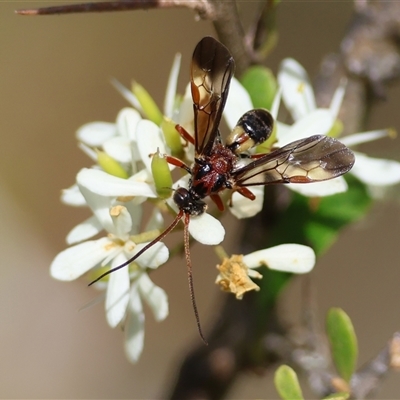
[209, 1, 248, 75]
[245, 0, 279, 63]
[351, 332, 400, 398]
[16, 0, 214, 17]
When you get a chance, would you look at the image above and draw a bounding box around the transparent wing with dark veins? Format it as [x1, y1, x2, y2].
[232, 135, 355, 186]
[191, 36, 235, 156]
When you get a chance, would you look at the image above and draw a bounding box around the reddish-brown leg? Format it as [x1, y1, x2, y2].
[175, 124, 195, 146]
[236, 187, 256, 200]
[164, 155, 192, 174]
[228, 186, 256, 207]
[210, 194, 225, 212]
[248, 153, 269, 159]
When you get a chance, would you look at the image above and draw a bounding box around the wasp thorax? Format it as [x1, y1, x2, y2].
[226, 109, 274, 154]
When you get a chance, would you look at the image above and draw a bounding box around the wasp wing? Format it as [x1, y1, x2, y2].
[232, 135, 355, 186]
[191, 36, 235, 156]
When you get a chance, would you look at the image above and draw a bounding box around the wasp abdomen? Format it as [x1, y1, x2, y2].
[227, 109, 274, 154]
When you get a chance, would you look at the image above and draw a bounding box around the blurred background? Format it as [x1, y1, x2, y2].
[1, 1, 400, 398]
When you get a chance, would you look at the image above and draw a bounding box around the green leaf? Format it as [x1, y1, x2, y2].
[274, 365, 304, 400]
[323, 393, 350, 400]
[326, 308, 358, 382]
[240, 66, 277, 110]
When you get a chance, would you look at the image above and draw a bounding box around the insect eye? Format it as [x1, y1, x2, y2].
[226, 109, 274, 154]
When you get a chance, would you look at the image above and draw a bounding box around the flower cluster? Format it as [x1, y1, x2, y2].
[225, 58, 400, 197]
[50, 48, 400, 363]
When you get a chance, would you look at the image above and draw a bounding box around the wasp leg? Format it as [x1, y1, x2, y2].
[175, 124, 195, 146]
[228, 187, 256, 207]
[210, 194, 224, 211]
[248, 153, 269, 159]
[164, 155, 192, 174]
[236, 187, 256, 200]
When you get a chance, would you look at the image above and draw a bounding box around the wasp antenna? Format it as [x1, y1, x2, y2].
[183, 213, 208, 345]
[88, 210, 184, 286]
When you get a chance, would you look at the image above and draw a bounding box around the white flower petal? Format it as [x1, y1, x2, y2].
[278, 58, 316, 120]
[188, 213, 225, 245]
[164, 53, 181, 119]
[340, 129, 392, 147]
[110, 205, 132, 238]
[289, 177, 348, 197]
[61, 184, 86, 207]
[103, 136, 132, 163]
[224, 77, 253, 130]
[111, 78, 143, 112]
[78, 143, 99, 162]
[124, 285, 145, 363]
[176, 84, 194, 128]
[145, 207, 164, 231]
[329, 79, 346, 119]
[76, 122, 117, 146]
[136, 120, 167, 172]
[277, 110, 334, 146]
[243, 244, 316, 274]
[123, 203, 143, 235]
[116, 107, 141, 140]
[137, 273, 169, 321]
[105, 253, 130, 328]
[77, 168, 156, 198]
[50, 237, 114, 281]
[351, 152, 400, 186]
[230, 187, 264, 219]
[101, 246, 124, 267]
[66, 215, 103, 245]
[76, 182, 115, 233]
[275, 121, 291, 141]
[270, 87, 282, 119]
[133, 241, 169, 269]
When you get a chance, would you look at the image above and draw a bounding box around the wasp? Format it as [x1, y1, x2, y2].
[90, 37, 355, 342]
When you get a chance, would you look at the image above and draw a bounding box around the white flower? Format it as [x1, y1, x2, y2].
[277, 58, 400, 192]
[61, 107, 143, 208]
[77, 107, 142, 167]
[51, 184, 169, 362]
[216, 244, 315, 299]
[62, 53, 189, 209]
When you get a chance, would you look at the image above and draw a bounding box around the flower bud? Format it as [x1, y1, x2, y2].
[161, 117, 183, 158]
[151, 150, 173, 199]
[97, 150, 129, 178]
[132, 81, 163, 125]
